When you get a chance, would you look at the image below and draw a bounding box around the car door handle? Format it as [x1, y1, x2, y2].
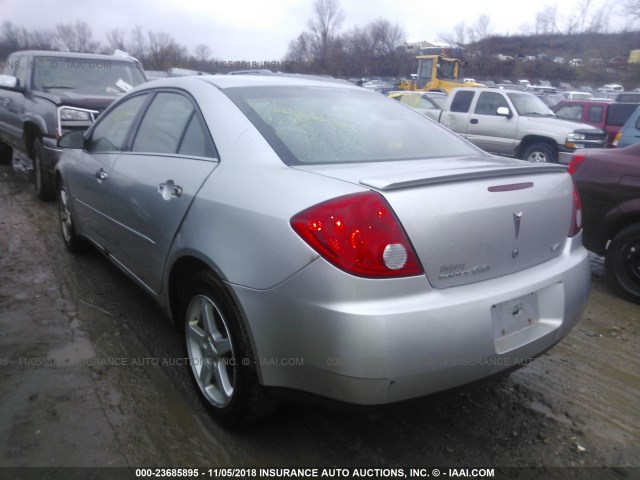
[158, 180, 182, 200]
[95, 169, 108, 181]
[470, 118, 479, 124]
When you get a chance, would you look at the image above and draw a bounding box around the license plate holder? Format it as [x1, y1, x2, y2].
[492, 292, 539, 340]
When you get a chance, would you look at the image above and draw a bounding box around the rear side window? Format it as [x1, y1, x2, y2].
[607, 103, 638, 127]
[450, 91, 475, 113]
[587, 105, 603, 123]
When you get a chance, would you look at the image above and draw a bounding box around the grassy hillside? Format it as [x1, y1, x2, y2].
[462, 32, 640, 88]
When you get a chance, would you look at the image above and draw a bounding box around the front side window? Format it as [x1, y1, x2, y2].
[225, 86, 480, 165]
[555, 104, 583, 121]
[131, 92, 215, 158]
[474, 92, 509, 116]
[87, 94, 148, 153]
[416, 58, 433, 89]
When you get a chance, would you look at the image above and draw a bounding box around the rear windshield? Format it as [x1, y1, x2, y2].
[224, 86, 480, 165]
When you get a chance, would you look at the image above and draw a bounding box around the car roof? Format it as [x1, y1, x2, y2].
[136, 73, 360, 91]
[10, 50, 138, 62]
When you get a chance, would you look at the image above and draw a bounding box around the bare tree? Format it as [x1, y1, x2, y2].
[146, 31, 186, 70]
[534, 5, 561, 34]
[472, 15, 493, 41]
[129, 26, 148, 59]
[308, 0, 344, 68]
[193, 44, 212, 63]
[624, 0, 640, 17]
[437, 21, 467, 45]
[55, 20, 100, 53]
[106, 28, 127, 51]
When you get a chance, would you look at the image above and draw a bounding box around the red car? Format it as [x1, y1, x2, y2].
[569, 144, 640, 303]
[554, 100, 638, 147]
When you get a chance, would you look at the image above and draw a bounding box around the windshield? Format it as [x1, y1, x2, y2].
[507, 93, 555, 117]
[32, 56, 146, 95]
[225, 86, 481, 165]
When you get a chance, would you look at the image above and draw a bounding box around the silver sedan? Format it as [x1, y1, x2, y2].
[55, 74, 591, 427]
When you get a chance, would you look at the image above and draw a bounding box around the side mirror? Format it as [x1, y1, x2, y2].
[58, 129, 85, 149]
[0, 75, 18, 90]
[496, 106, 512, 118]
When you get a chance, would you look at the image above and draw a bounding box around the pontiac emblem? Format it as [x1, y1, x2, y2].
[513, 211, 523, 239]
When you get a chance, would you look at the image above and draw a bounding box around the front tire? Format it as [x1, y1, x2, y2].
[182, 271, 272, 428]
[605, 223, 640, 304]
[34, 138, 55, 201]
[521, 143, 557, 163]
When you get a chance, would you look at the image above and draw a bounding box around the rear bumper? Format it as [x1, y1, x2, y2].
[232, 234, 591, 405]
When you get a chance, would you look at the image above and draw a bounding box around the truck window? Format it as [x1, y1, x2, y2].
[474, 92, 509, 116]
[14, 55, 29, 88]
[450, 91, 475, 113]
[555, 104, 582, 121]
[416, 59, 433, 90]
[436, 61, 456, 80]
[587, 106, 604, 123]
[607, 103, 638, 126]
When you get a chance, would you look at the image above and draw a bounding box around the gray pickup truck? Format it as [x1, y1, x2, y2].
[0, 50, 146, 199]
[439, 87, 607, 163]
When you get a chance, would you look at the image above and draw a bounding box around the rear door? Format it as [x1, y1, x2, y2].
[101, 90, 218, 293]
[440, 89, 475, 136]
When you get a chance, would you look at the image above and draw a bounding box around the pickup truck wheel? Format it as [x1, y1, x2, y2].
[605, 223, 640, 304]
[0, 141, 12, 165]
[34, 138, 55, 201]
[521, 143, 557, 163]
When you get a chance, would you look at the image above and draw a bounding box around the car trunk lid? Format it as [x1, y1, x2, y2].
[294, 156, 574, 288]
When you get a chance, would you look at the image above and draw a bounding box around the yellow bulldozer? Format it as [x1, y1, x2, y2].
[398, 54, 485, 94]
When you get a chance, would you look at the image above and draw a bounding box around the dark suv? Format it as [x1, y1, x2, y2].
[0, 50, 146, 199]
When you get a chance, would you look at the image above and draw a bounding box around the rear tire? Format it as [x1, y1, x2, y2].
[58, 179, 84, 253]
[181, 271, 274, 428]
[521, 143, 557, 163]
[605, 223, 640, 304]
[0, 141, 12, 165]
[34, 137, 55, 201]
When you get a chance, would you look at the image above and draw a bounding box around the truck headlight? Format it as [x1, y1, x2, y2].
[59, 108, 92, 121]
[566, 132, 586, 149]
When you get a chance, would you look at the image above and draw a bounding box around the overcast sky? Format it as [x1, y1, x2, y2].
[0, 0, 629, 60]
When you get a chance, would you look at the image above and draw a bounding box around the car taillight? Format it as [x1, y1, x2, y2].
[569, 184, 582, 237]
[567, 152, 586, 175]
[291, 192, 423, 278]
